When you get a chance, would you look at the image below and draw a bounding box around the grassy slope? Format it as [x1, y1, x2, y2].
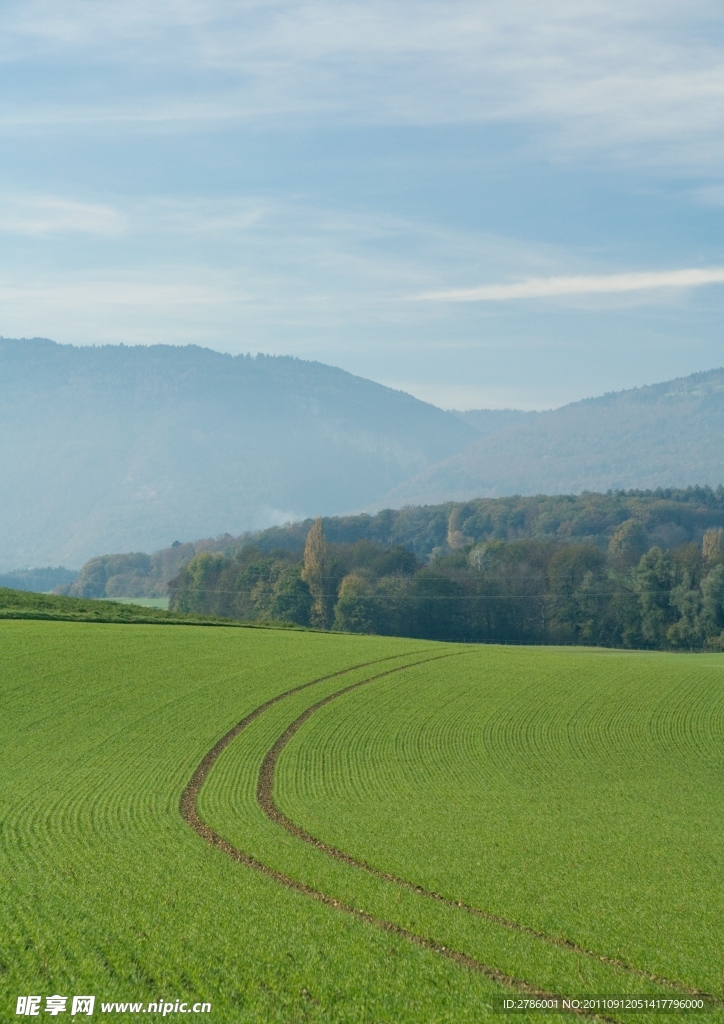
[0, 587, 256, 626]
[0, 621, 515, 1023]
[269, 647, 724, 993]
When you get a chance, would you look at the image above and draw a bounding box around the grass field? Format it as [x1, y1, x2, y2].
[1, 619, 722, 1022]
[0, 587, 201, 624]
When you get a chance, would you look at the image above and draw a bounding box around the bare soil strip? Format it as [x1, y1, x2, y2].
[180, 652, 628, 1020]
[256, 668, 718, 1003]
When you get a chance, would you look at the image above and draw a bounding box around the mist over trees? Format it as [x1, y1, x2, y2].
[59, 535, 235, 598]
[65, 486, 724, 604]
[0, 567, 78, 593]
[236, 486, 724, 561]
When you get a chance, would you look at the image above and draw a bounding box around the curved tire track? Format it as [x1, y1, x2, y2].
[256, 662, 718, 1003]
[180, 650, 424, 818]
[181, 650, 627, 1020]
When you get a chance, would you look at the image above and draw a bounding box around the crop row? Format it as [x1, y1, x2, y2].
[198, 645, 724, 1022]
[4, 622, 517, 1023]
[269, 647, 724, 996]
[4, 620, 722, 1022]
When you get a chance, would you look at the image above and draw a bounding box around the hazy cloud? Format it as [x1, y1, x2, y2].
[0, 195, 562, 341]
[3, 2, 724, 409]
[2, 1, 724, 170]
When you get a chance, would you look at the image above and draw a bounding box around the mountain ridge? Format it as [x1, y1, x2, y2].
[4, 337, 724, 570]
[383, 366, 724, 507]
[0, 338, 476, 568]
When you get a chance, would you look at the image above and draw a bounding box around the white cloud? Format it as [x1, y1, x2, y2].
[2, 1, 724, 170]
[694, 184, 724, 207]
[0, 280, 237, 308]
[417, 267, 724, 303]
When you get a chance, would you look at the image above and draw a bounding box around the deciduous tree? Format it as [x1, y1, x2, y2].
[302, 518, 331, 628]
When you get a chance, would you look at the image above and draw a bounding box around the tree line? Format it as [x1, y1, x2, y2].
[168, 518, 724, 649]
[243, 486, 724, 561]
[60, 486, 724, 601]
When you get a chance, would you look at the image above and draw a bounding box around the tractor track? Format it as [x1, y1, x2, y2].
[179, 649, 713, 1019]
[181, 650, 626, 1021]
[179, 650, 427, 815]
[255, 660, 720, 1005]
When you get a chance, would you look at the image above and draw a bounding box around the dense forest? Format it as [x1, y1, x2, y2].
[66, 489, 724, 644]
[246, 486, 724, 560]
[168, 513, 724, 650]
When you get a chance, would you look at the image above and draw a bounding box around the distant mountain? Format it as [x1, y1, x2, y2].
[384, 369, 724, 507]
[6, 339, 724, 572]
[0, 338, 476, 568]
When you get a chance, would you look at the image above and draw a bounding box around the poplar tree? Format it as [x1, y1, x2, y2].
[703, 528, 724, 563]
[302, 518, 330, 628]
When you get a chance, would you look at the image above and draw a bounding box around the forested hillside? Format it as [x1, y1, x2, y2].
[64, 488, 724, 649]
[251, 487, 724, 557]
[6, 338, 724, 574]
[0, 338, 474, 569]
[387, 368, 724, 505]
[169, 515, 724, 650]
[64, 487, 724, 600]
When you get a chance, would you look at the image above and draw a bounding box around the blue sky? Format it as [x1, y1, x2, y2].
[3, 1, 724, 409]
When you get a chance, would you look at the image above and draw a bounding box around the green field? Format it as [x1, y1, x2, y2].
[0, 587, 214, 624]
[1, 620, 722, 1022]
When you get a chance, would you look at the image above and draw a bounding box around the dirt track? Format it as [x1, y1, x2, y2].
[256, 666, 714, 1000]
[179, 650, 711, 1018]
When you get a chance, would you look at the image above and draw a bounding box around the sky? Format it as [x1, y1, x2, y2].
[3, 1, 724, 409]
